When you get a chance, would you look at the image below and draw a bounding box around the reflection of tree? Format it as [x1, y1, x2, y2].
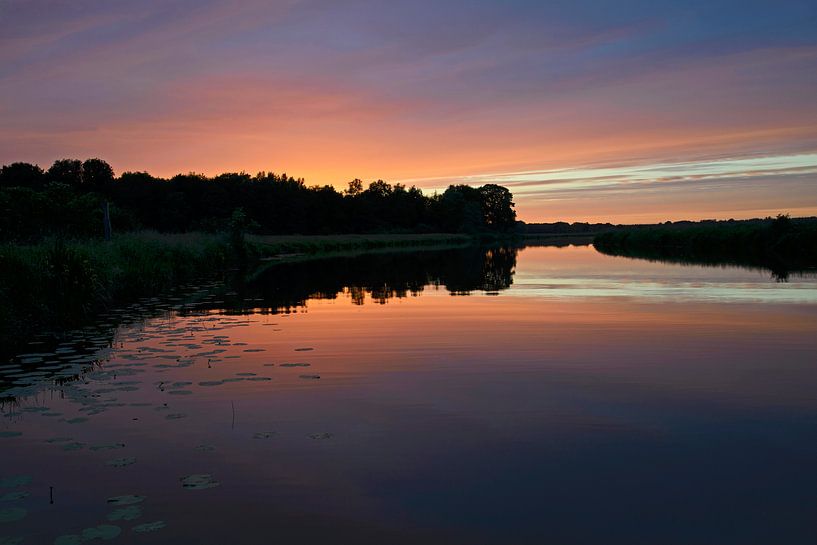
[593, 244, 810, 283]
[348, 286, 366, 305]
[205, 246, 518, 314]
[482, 247, 516, 291]
[444, 246, 516, 295]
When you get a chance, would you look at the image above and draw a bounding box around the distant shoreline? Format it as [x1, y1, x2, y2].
[592, 215, 817, 280]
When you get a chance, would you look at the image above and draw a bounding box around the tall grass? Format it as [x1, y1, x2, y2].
[0, 232, 232, 350]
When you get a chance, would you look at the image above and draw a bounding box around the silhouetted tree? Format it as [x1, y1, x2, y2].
[480, 184, 516, 231]
[0, 162, 45, 190]
[82, 159, 114, 193]
[47, 159, 83, 187]
[81, 159, 115, 240]
[346, 179, 364, 196]
[438, 185, 485, 233]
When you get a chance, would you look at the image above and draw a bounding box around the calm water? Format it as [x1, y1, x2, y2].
[2, 244, 817, 544]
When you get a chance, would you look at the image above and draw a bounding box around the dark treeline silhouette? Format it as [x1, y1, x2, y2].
[523, 221, 618, 235]
[0, 159, 516, 240]
[594, 215, 817, 281]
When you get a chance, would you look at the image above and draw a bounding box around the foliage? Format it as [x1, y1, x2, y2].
[523, 221, 617, 235]
[593, 215, 817, 279]
[0, 184, 103, 241]
[0, 159, 517, 239]
[0, 233, 230, 351]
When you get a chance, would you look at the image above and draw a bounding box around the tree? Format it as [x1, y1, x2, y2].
[479, 184, 516, 231]
[47, 159, 83, 187]
[346, 178, 364, 196]
[0, 162, 45, 189]
[366, 180, 393, 197]
[438, 185, 485, 233]
[82, 159, 115, 240]
[82, 159, 114, 193]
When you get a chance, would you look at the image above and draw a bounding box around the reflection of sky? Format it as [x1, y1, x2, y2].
[508, 278, 817, 304]
[504, 245, 817, 303]
[2, 0, 817, 222]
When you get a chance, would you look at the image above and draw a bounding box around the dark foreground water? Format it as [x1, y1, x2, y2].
[2, 243, 817, 544]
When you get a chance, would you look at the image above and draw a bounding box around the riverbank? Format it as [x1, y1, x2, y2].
[593, 216, 817, 277]
[0, 231, 483, 359]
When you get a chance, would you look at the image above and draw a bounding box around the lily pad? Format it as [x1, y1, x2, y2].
[165, 413, 186, 420]
[106, 495, 144, 506]
[132, 520, 166, 533]
[54, 535, 82, 545]
[90, 443, 125, 452]
[0, 507, 26, 523]
[308, 432, 334, 440]
[252, 432, 276, 439]
[0, 432, 21, 439]
[0, 476, 31, 489]
[80, 525, 121, 541]
[180, 474, 220, 490]
[63, 417, 88, 425]
[107, 505, 141, 521]
[195, 445, 215, 452]
[299, 374, 321, 380]
[0, 536, 23, 544]
[105, 457, 136, 468]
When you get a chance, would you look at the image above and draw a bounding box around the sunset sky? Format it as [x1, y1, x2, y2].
[1, 0, 816, 223]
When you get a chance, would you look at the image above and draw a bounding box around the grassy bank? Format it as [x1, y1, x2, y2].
[593, 216, 817, 274]
[0, 231, 478, 357]
[0, 233, 230, 349]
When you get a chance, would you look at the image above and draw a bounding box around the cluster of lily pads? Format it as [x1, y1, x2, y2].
[1, 286, 335, 544]
[53, 493, 166, 544]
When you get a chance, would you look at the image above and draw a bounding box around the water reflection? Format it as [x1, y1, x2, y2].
[1, 246, 518, 397]
[594, 240, 816, 282]
[196, 245, 518, 314]
[1, 243, 816, 545]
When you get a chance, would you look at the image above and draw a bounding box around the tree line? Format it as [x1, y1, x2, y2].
[0, 159, 517, 241]
[593, 215, 817, 281]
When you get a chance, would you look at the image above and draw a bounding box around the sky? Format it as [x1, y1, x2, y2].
[1, 0, 816, 223]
